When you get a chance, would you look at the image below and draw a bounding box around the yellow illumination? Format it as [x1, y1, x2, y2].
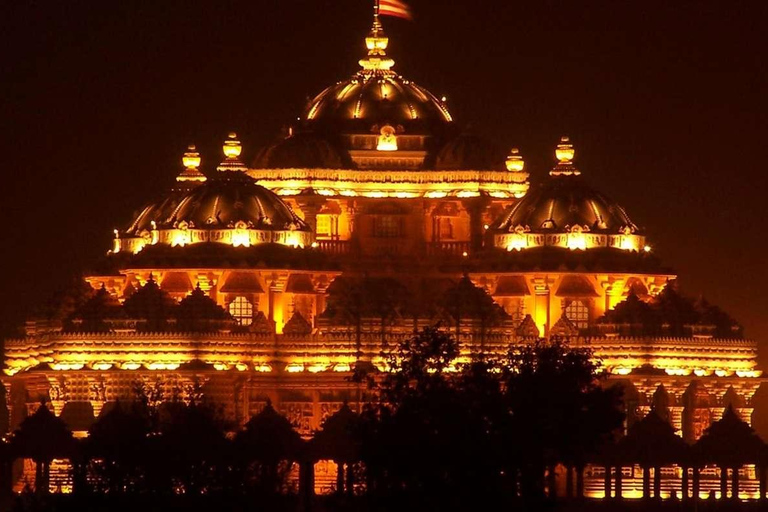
[425, 191, 448, 198]
[456, 190, 480, 198]
[235, 363, 248, 372]
[506, 148, 525, 172]
[316, 189, 336, 196]
[254, 363, 272, 373]
[286, 363, 304, 373]
[376, 125, 398, 151]
[307, 363, 328, 373]
[51, 363, 84, 371]
[121, 362, 141, 370]
[362, 191, 388, 198]
[231, 226, 251, 248]
[613, 367, 632, 375]
[222, 132, 242, 159]
[333, 363, 351, 372]
[566, 232, 587, 250]
[644, 245, 652, 253]
[90, 363, 113, 371]
[182, 145, 202, 169]
[555, 136, 575, 162]
[214, 363, 230, 371]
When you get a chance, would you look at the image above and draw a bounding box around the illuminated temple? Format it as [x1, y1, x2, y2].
[2, 14, 765, 498]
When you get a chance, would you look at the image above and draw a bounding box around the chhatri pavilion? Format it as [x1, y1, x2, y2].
[2, 13, 764, 498]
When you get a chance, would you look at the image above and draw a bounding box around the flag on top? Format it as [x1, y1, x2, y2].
[377, 0, 413, 21]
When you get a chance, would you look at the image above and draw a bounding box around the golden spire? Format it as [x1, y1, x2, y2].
[218, 132, 247, 172]
[505, 148, 525, 172]
[177, 144, 206, 183]
[359, 4, 395, 72]
[550, 136, 581, 176]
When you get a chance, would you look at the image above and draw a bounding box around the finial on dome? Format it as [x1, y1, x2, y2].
[223, 133, 242, 159]
[177, 144, 206, 183]
[506, 148, 525, 172]
[555, 136, 575, 163]
[550, 136, 581, 176]
[359, 4, 395, 72]
[218, 132, 247, 172]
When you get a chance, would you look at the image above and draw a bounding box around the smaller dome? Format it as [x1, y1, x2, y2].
[253, 132, 348, 169]
[490, 137, 645, 252]
[167, 172, 305, 230]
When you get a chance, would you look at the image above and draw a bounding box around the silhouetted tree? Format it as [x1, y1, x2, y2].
[312, 403, 360, 495]
[87, 401, 151, 493]
[234, 401, 302, 495]
[11, 404, 74, 494]
[502, 339, 623, 499]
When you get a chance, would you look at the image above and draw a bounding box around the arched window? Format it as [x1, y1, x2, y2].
[563, 299, 589, 330]
[229, 296, 253, 326]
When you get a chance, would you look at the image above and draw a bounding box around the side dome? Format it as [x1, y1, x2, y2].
[490, 137, 645, 252]
[253, 132, 348, 169]
[166, 172, 306, 230]
[114, 136, 313, 254]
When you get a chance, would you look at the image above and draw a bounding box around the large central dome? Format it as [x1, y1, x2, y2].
[303, 17, 452, 135]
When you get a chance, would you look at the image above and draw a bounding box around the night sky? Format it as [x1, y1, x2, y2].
[2, 1, 767, 362]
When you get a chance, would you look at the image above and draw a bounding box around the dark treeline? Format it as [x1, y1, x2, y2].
[1, 327, 767, 511]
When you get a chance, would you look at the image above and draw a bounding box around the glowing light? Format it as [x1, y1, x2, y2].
[50, 363, 84, 371]
[715, 369, 729, 377]
[488, 191, 510, 198]
[284, 233, 303, 248]
[231, 228, 251, 248]
[311, 242, 319, 248]
[146, 362, 179, 370]
[214, 363, 230, 371]
[644, 245, 652, 253]
[665, 368, 691, 376]
[121, 362, 141, 370]
[694, 369, 709, 377]
[254, 363, 272, 373]
[425, 191, 448, 198]
[566, 233, 587, 250]
[277, 188, 301, 196]
[316, 189, 336, 196]
[333, 363, 351, 372]
[462, 251, 468, 257]
[307, 363, 328, 373]
[362, 191, 387, 198]
[90, 363, 113, 371]
[613, 367, 632, 375]
[171, 228, 191, 247]
[456, 190, 480, 198]
[376, 125, 398, 151]
[620, 237, 637, 251]
[555, 136, 575, 162]
[235, 363, 248, 372]
[182, 145, 201, 169]
[506, 237, 527, 251]
[222, 132, 242, 159]
[506, 148, 525, 172]
[286, 363, 304, 373]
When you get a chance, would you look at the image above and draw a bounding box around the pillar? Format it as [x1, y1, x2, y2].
[643, 466, 651, 499]
[345, 462, 354, 497]
[615, 466, 622, 499]
[462, 197, 489, 252]
[576, 466, 584, 499]
[681, 466, 689, 500]
[566, 465, 574, 499]
[336, 461, 344, 495]
[692, 467, 700, 501]
[732, 465, 739, 500]
[296, 196, 325, 235]
[720, 466, 728, 499]
[604, 465, 611, 499]
[760, 464, 767, 501]
[653, 466, 661, 498]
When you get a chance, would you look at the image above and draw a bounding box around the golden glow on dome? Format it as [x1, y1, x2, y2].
[550, 135, 581, 176]
[223, 133, 242, 159]
[183, 145, 201, 170]
[555, 136, 575, 162]
[506, 148, 525, 172]
[359, 15, 395, 72]
[376, 125, 398, 151]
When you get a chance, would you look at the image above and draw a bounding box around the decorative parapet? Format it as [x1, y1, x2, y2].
[250, 168, 529, 199]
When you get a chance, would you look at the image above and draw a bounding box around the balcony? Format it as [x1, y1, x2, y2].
[315, 240, 351, 255]
[427, 241, 470, 257]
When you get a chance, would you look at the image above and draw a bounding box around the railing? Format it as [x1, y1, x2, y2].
[427, 241, 471, 257]
[315, 239, 351, 255]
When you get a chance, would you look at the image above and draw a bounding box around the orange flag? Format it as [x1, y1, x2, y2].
[378, 0, 413, 21]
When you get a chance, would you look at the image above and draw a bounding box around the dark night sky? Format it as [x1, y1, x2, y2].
[1, 1, 767, 361]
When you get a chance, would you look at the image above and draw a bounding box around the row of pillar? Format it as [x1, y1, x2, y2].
[603, 464, 768, 500]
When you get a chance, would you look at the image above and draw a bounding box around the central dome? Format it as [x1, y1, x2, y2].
[303, 17, 452, 136]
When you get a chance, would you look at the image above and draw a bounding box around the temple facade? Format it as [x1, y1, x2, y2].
[2, 14, 765, 499]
